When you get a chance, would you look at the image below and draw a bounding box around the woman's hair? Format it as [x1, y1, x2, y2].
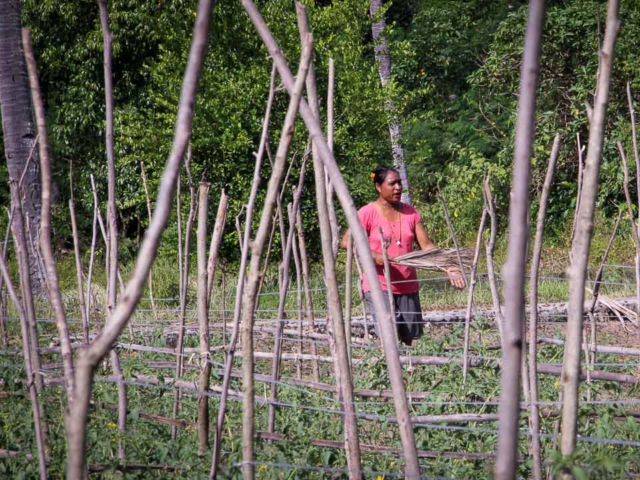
[371, 166, 399, 185]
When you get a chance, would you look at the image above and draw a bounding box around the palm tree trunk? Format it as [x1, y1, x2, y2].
[0, 0, 42, 294]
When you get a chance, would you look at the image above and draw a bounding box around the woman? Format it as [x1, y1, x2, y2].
[341, 166, 465, 345]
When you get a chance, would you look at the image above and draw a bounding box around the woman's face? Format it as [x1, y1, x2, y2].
[376, 170, 403, 204]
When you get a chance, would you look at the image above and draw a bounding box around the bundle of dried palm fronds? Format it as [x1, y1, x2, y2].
[391, 248, 472, 271]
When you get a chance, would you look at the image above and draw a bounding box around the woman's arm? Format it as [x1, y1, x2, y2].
[415, 222, 437, 251]
[340, 228, 384, 266]
[415, 221, 465, 289]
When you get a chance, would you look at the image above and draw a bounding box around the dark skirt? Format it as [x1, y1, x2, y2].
[364, 291, 424, 345]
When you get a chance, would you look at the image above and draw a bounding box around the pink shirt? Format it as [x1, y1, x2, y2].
[358, 202, 421, 294]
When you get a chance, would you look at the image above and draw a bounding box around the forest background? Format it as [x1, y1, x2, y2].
[3, 0, 640, 268]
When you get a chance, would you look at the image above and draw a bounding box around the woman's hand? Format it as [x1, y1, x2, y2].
[445, 267, 466, 289]
[372, 251, 384, 266]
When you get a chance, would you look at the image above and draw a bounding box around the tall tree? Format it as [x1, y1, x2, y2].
[370, 0, 412, 205]
[0, 0, 42, 293]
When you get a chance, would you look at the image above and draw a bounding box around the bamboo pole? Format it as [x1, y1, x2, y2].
[561, 0, 620, 463]
[66, 0, 215, 474]
[242, 2, 420, 476]
[462, 208, 487, 382]
[239, 35, 312, 480]
[197, 182, 211, 456]
[23, 29, 76, 407]
[0, 255, 47, 479]
[495, 1, 546, 478]
[528, 134, 560, 480]
[209, 62, 278, 479]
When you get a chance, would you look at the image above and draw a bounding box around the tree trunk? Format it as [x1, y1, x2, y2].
[369, 0, 411, 205]
[0, 0, 42, 294]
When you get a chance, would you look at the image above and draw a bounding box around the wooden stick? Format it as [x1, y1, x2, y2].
[66, 0, 215, 474]
[23, 29, 76, 407]
[326, 57, 339, 258]
[296, 203, 320, 380]
[140, 161, 159, 321]
[239, 34, 312, 480]
[627, 82, 640, 228]
[462, 208, 487, 382]
[295, 8, 362, 477]
[482, 177, 503, 338]
[561, 0, 620, 460]
[0, 207, 13, 348]
[86, 177, 100, 331]
[176, 170, 184, 302]
[97, 0, 128, 459]
[345, 234, 354, 363]
[257, 156, 296, 299]
[0, 141, 39, 348]
[256, 432, 514, 462]
[196, 182, 211, 456]
[206, 190, 228, 305]
[69, 184, 89, 343]
[528, 134, 560, 480]
[570, 133, 585, 247]
[438, 187, 469, 286]
[496, 1, 546, 477]
[7, 155, 47, 453]
[290, 205, 304, 378]
[243, 2, 420, 475]
[0, 251, 47, 479]
[209, 62, 278, 480]
[267, 158, 308, 434]
[620, 137, 640, 323]
[379, 228, 397, 345]
[354, 254, 370, 342]
[171, 153, 197, 439]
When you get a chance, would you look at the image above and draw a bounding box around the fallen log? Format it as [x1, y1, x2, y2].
[538, 337, 640, 356]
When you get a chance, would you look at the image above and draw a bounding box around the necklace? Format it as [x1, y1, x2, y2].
[387, 208, 402, 246]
